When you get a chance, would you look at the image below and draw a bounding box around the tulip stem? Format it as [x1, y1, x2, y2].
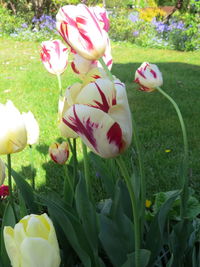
[63, 164, 74, 205]
[98, 57, 114, 81]
[57, 74, 62, 96]
[116, 156, 140, 267]
[29, 145, 35, 190]
[81, 141, 91, 198]
[7, 154, 18, 221]
[132, 116, 146, 239]
[156, 86, 189, 219]
[72, 138, 77, 186]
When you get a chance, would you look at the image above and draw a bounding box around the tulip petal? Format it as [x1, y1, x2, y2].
[4, 226, 21, 267]
[20, 237, 60, 267]
[63, 104, 124, 158]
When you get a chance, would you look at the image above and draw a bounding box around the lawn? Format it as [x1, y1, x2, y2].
[0, 38, 199, 199]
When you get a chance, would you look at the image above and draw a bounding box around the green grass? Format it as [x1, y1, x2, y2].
[0, 38, 200, 199]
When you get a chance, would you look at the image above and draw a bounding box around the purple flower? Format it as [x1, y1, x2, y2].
[133, 30, 139, 36]
[21, 23, 28, 28]
[129, 12, 139, 23]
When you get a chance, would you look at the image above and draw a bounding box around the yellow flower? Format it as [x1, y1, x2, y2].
[4, 213, 61, 267]
[145, 199, 152, 208]
[165, 149, 171, 153]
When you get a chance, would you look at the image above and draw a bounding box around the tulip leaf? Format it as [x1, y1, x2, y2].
[75, 174, 99, 251]
[121, 249, 151, 267]
[11, 168, 38, 213]
[0, 203, 15, 267]
[99, 213, 134, 267]
[38, 194, 92, 267]
[90, 153, 116, 197]
[145, 190, 180, 266]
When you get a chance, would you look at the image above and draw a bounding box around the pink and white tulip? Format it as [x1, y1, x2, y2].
[49, 142, 69, 165]
[62, 78, 132, 158]
[56, 4, 108, 60]
[41, 40, 68, 75]
[134, 62, 163, 92]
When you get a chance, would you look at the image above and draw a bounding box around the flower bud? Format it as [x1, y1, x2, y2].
[49, 141, 69, 164]
[134, 62, 163, 92]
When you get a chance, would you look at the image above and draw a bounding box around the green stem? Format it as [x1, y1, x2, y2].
[57, 74, 62, 96]
[63, 164, 74, 205]
[72, 138, 77, 186]
[156, 86, 189, 218]
[132, 116, 146, 239]
[29, 145, 35, 190]
[98, 57, 114, 81]
[81, 141, 91, 197]
[7, 154, 17, 220]
[116, 156, 140, 267]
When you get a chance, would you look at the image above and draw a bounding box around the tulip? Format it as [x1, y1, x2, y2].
[56, 4, 108, 60]
[49, 141, 69, 164]
[0, 100, 27, 154]
[71, 39, 112, 75]
[22, 111, 39, 145]
[62, 78, 132, 158]
[134, 62, 163, 92]
[41, 39, 68, 75]
[4, 213, 61, 267]
[0, 185, 9, 199]
[0, 158, 6, 185]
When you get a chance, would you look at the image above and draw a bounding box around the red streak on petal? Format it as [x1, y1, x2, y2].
[92, 75, 101, 79]
[107, 122, 123, 151]
[71, 62, 80, 74]
[150, 69, 157, 78]
[84, 5, 103, 36]
[76, 16, 87, 25]
[144, 63, 149, 71]
[61, 7, 77, 28]
[90, 82, 110, 112]
[53, 40, 61, 58]
[107, 59, 112, 67]
[50, 153, 59, 164]
[137, 69, 146, 79]
[62, 105, 98, 151]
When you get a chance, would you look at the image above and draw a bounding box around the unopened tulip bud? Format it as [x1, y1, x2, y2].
[134, 62, 163, 92]
[41, 39, 68, 75]
[0, 185, 9, 199]
[49, 142, 69, 164]
[4, 213, 61, 267]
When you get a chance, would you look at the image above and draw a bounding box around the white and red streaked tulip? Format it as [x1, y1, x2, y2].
[22, 111, 39, 145]
[71, 39, 112, 75]
[49, 142, 69, 165]
[62, 78, 132, 158]
[90, 6, 110, 32]
[41, 40, 68, 75]
[56, 4, 108, 60]
[0, 100, 27, 155]
[134, 62, 163, 92]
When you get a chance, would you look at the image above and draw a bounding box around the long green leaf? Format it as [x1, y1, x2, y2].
[11, 168, 38, 213]
[122, 249, 151, 267]
[75, 175, 99, 251]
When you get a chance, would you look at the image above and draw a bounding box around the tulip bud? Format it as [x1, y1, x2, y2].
[134, 62, 163, 92]
[4, 213, 61, 267]
[0, 100, 27, 154]
[41, 39, 68, 75]
[22, 111, 40, 145]
[0, 185, 9, 199]
[49, 142, 69, 164]
[0, 158, 6, 185]
[56, 4, 108, 60]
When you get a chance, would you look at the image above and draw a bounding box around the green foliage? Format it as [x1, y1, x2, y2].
[0, 5, 25, 35]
